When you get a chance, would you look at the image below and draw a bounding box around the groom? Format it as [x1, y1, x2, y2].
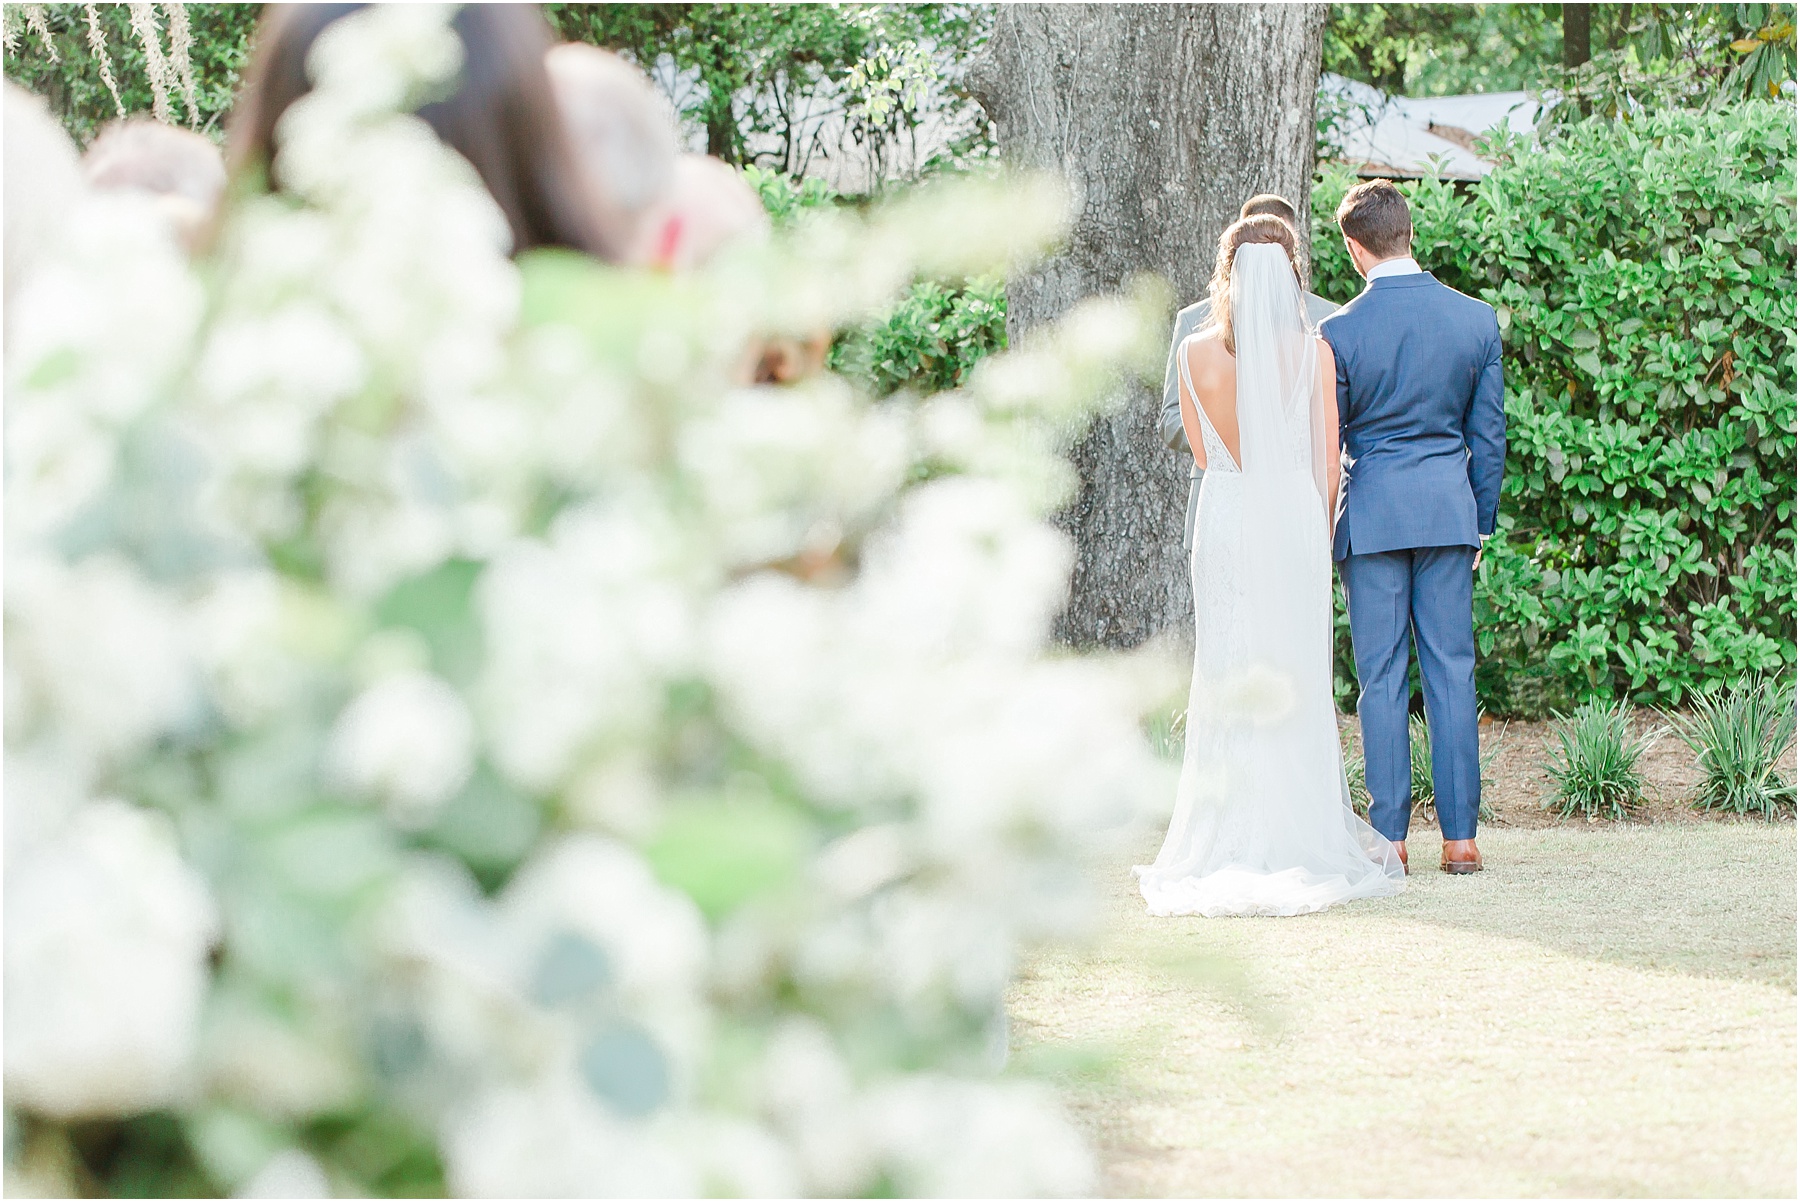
[1321, 180, 1505, 875]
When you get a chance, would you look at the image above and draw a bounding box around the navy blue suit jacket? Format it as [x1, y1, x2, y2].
[1319, 273, 1505, 562]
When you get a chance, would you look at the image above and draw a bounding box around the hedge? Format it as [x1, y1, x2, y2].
[758, 104, 1795, 713]
[1311, 101, 1796, 714]
[747, 165, 1009, 399]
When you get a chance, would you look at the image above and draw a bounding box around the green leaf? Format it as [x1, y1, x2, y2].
[375, 558, 484, 687]
[645, 794, 813, 920]
[23, 346, 82, 390]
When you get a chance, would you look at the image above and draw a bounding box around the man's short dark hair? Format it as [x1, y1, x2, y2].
[1335, 179, 1412, 258]
[1240, 193, 1297, 226]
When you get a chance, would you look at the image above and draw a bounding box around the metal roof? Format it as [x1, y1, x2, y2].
[1319, 73, 1545, 181]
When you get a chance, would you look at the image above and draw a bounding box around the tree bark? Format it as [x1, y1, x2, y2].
[1563, 4, 1593, 68]
[968, 3, 1327, 648]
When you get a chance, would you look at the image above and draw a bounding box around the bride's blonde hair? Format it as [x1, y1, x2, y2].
[1209, 214, 1306, 354]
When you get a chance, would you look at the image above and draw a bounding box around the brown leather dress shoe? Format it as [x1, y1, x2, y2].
[1441, 839, 1483, 874]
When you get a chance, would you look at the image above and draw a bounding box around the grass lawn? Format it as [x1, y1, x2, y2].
[1010, 823, 1796, 1197]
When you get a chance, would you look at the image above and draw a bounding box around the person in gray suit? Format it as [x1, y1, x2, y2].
[1159, 194, 1340, 549]
[1320, 179, 1506, 876]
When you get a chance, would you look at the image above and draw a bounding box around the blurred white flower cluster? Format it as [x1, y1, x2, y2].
[4, 6, 1170, 1197]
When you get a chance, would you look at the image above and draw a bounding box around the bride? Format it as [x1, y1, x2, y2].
[1136, 216, 1406, 917]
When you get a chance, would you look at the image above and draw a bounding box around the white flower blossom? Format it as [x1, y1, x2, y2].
[674, 1115, 802, 1198]
[677, 379, 910, 565]
[852, 476, 1073, 658]
[5, 552, 199, 765]
[0, 3, 1170, 1189]
[328, 670, 475, 827]
[5, 801, 218, 1118]
[190, 304, 367, 477]
[186, 569, 302, 728]
[200, 986, 364, 1121]
[369, 854, 538, 1076]
[444, 1068, 699, 1199]
[861, 1075, 1096, 1197]
[2, 739, 93, 872]
[296, 4, 464, 124]
[479, 502, 705, 791]
[6, 182, 202, 538]
[4, 83, 83, 305]
[498, 835, 710, 1069]
[757, 1018, 874, 1194]
[237, 1149, 331, 1199]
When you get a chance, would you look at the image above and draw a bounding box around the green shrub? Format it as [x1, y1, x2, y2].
[747, 167, 1007, 400]
[3, 4, 257, 144]
[1146, 702, 1186, 763]
[1668, 674, 1797, 818]
[1314, 101, 1797, 715]
[1542, 699, 1651, 820]
[830, 275, 1007, 398]
[744, 164, 840, 225]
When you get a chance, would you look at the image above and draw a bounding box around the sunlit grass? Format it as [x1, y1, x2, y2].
[1016, 824, 1796, 1197]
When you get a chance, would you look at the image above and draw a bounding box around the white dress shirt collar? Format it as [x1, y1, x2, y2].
[1366, 256, 1423, 281]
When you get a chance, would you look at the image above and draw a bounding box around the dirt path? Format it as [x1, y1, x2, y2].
[1010, 824, 1796, 1197]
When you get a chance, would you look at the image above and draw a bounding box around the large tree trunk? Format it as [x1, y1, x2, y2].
[968, 4, 1327, 648]
[1562, 3, 1593, 68]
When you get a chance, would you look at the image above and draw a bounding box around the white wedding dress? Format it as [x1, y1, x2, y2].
[1135, 244, 1405, 918]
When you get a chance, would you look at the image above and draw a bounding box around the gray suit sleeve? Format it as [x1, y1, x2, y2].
[1465, 318, 1507, 536]
[1159, 302, 1209, 454]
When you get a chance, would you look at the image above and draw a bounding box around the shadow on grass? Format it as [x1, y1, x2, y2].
[1370, 824, 1797, 992]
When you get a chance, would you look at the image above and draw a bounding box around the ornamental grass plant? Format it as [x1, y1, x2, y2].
[1667, 674, 1796, 819]
[1543, 699, 1652, 821]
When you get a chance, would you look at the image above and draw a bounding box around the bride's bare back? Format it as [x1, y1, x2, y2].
[1178, 328, 1342, 514]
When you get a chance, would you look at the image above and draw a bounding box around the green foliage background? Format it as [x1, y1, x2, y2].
[7, 5, 1794, 718]
[1323, 2, 1795, 100]
[543, 3, 989, 173]
[3, 4, 260, 144]
[1310, 102, 1797, 714]
[830, 277, 1006, 399]
[1323, 2, 1568, 96]
[748, 164, 1008, 399]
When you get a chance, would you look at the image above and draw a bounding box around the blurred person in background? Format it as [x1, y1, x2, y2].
[626, 152, 802, 384]
[228, 3, 627, 261]
[82, 119, 227, 254]
[544, 42, 679, 258]
[543, 45, 800, 379]
[742, 329, 833, 386]
[630, 152, 771, 273]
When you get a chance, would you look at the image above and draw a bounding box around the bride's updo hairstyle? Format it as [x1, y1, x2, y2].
[1208, 214, 1305, 354]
